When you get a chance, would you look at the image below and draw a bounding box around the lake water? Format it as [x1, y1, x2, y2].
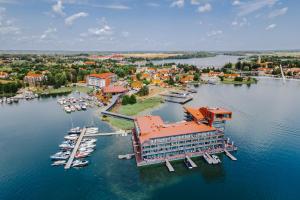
[152, 55, 240, 68]
[1, 78, 300, 200]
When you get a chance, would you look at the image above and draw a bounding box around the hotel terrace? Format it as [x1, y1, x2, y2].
[132, 106, 236, 166]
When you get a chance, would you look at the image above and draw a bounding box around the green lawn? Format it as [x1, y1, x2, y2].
[222, 78, 257, 84]
[118, 97, 162, 116]
[106, 97, 162, 130]
[107, 117, 134, 130]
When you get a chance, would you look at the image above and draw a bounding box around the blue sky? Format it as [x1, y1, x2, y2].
[0, 0, 298, 51]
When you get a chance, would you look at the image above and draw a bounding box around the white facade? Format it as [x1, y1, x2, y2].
[88, 77, 106, 88]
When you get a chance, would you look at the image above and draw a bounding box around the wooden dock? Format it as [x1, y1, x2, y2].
[203, 153, 213, 164]
[186, 156, 197, 168]
[101, 111, 134, 121]
[164, 96, 193, 104]
[165, 159, 175, 172]
[224, 149, 237, 161]
[161, 93, 189, 99]
[85, 131, 129, 137]
[64, 128, 87, 169]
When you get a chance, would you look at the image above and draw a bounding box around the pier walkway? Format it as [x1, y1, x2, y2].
[224, 149, 237, 161]
[85, 130, 129, 137]
[101, 111, 134, 121]
[165, 159, 175, 172]
[164, 96, 193, 104]
[186, 156, 197, 168]
[65, 128, 87, 169]
[100, 94, 134, 121]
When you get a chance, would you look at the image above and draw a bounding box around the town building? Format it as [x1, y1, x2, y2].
[24, 72, 46, 86]
[87, 73, 117, 88]
[0, 71, 9, 79]
[132, 106, 235, 166]
[102, 85, 128, 95]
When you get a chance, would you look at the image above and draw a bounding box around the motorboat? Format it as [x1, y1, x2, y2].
[82, 138, 97, 143]
[70, 105, 76, 112]
[184, 158, 193, 169]
[64, 135, 78, 140]
[51, 160, 66, 166]
[80, 143, 96, 149]
[75, 104, 81, 111]
[68, 127, 81, 134]
[64, 106, 72, 113]
[212, 155, 221, 163]
[81, 104, 87, 110]
[59, 143, 75, 149]
[75, 152, 90, 158]
[78, 147, 94, 154]
[72, 159, 89, 167]
[50, 152, 70, 160]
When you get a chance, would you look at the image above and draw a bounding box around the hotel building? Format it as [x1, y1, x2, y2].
[87, 73, 117, 88]
[132, 106, 235, 166]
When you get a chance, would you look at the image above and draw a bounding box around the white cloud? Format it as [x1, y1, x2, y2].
[0, 7, 20, 35]
[237, 0, 277, 16]
[197, 3, 212, 13]
[146, 2, 160, 7]
[65, 12, 88, 26]
[171, 0, 184, 8]
[268, 7, 288, 18]
[265, 23, 276, 30]
[40, 27, 57, 40]
[52, 0, 65, 16]
[191, 0, 200, 5]
[232, 17, 248, 27]
[232, 0, 241, 6]
[81, 18, 113, 38]
[207, 30, 223, 37]
[95, 4, 130, 10]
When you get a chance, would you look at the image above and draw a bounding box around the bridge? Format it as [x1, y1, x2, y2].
[100, 94, 134, 121]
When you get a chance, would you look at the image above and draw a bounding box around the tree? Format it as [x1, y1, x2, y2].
[138, 85, 149, 96]
[193, 73, 200, 81]
[129, 95, 137, 104]
[234, 77, 243, 82]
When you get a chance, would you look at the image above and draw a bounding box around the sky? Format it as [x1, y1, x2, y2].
[0, 0, 299, 51]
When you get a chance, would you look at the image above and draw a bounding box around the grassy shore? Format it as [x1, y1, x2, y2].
[37, 86, 93, 96]
[222, 78, 257, 85]
[106, 97, 162, 130]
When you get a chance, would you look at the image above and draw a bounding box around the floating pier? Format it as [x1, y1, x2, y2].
[85, 130, 129, 137]
[164, 97, 193, 104]
[101, 111, 134, 121]
[224, 149, 237, 161]
[161, 93, 189, 99]
[64, 128, 87, 169]
[186, 156, 197, 168]
[203, 153, 214, 164]
[165, 159, 175, 172]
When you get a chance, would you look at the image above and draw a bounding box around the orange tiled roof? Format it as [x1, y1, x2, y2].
[26, 72, 43, 78]
[135, 116, 216, 144]
[103, 85, 127, 94]
[184, 106, 205, 121]
[89, 73, 115, 79]
[0, 71, 8, 76]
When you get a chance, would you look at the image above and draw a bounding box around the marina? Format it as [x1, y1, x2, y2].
[1, 79, 300, 200]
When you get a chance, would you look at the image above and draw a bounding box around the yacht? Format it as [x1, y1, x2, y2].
[50, 152, 70, 160]
[70, 105, 76, 112]
[184, 158, 193, 169]
[212, 155, 221, 163]
[75, 152, 90, 159]
[51, 160, 66, 166]
[64, 135, 78, 140]
[59, 143, 75, 149]
[68, 127, 81, 134]
[72, 159, 89, 167]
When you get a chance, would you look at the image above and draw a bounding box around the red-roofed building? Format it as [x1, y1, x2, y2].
[24, 72, 46, 86]
[132, 106, 234, 166]
[102, 85, 128, 95]
[87, 73, 117, 88]
[0, 71, 9, 79]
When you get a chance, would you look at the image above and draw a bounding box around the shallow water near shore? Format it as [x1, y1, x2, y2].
[1, 78, 300, 200]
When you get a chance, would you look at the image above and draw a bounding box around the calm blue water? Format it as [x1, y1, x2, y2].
[152, 55, 240, 68]
[1, 79, 300, 200]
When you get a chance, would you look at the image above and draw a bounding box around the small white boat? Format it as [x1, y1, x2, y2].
[72, 159, 89, 167]
[68, 127, 81, 134]
[75, 104, 81, 111]
[59, 143, 75, 149]
[70, 105, 76, 112]
[64, 135, 78, 140]
[75, 152, 90, 158]
[51, 160, 66, 166]
[212, 155, 221, 163]
[80, 144, 96, 149]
